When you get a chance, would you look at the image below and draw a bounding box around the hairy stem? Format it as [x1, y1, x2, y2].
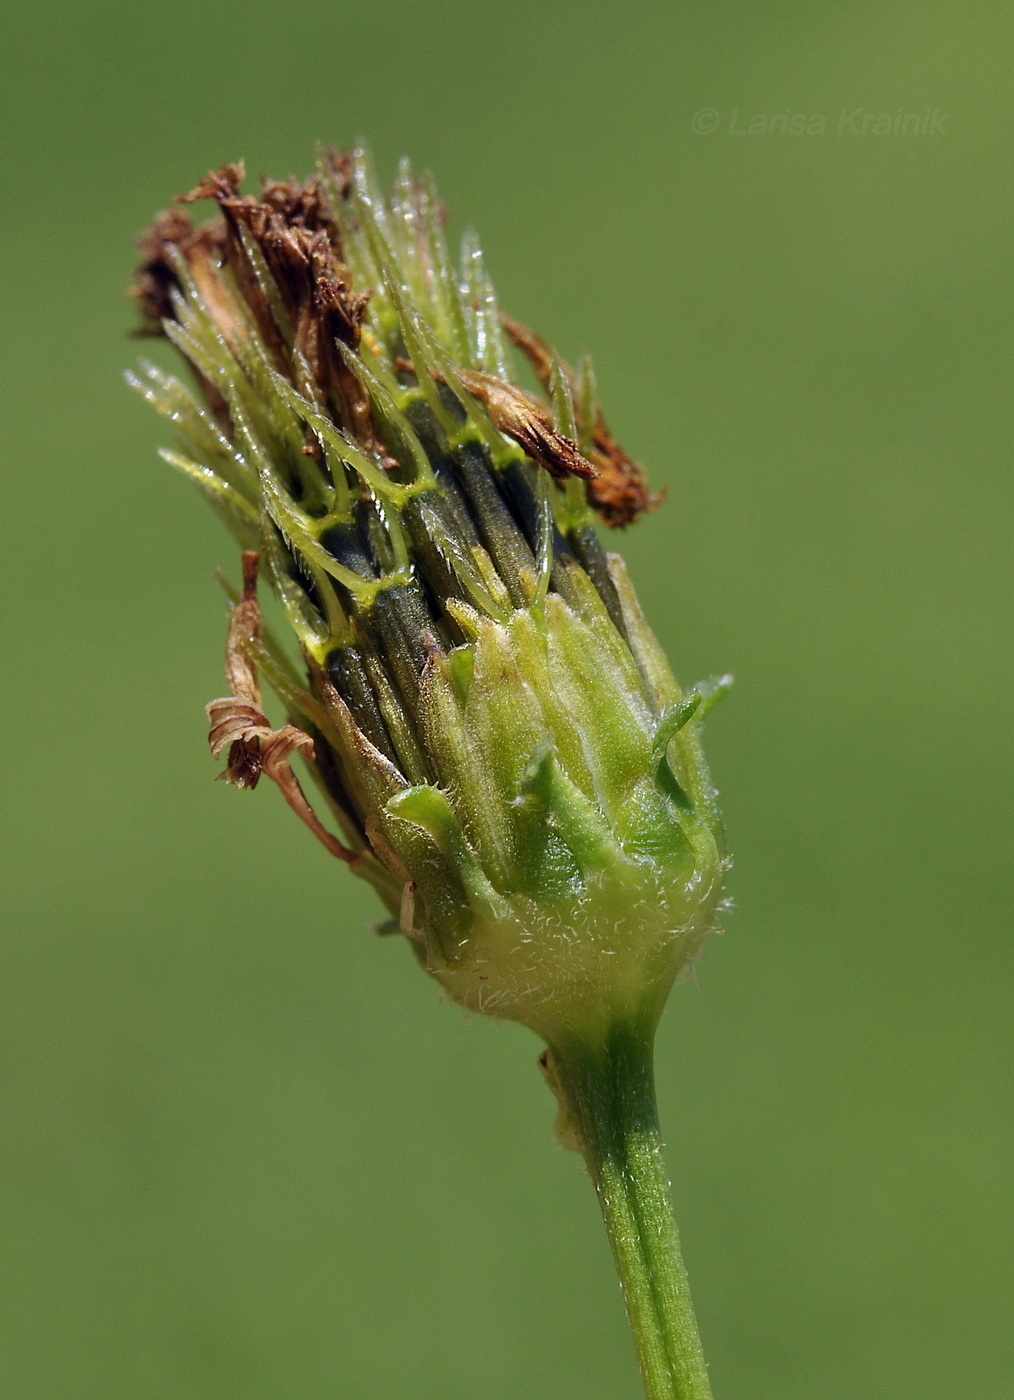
[549, 1025, 714, 1400]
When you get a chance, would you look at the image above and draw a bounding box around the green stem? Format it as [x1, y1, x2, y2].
[549, 1024, 714, 1400]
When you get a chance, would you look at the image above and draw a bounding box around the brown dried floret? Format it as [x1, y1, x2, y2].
[131, 207, 227, 330]
[322, 147, 355, 200]
[147, 162, 375, 445]
[453, 368, 598, 483]
[206, 553, 358, 864]
[502, 314, 662, 528]
[259, 175, 338, 236]
[392, 357, 598, 486]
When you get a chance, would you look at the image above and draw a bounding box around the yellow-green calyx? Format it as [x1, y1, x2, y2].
[129, 148, 730, 1049]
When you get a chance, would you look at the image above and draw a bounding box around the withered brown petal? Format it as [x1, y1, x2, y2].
[501, 314, 660, 527]
[130, 208, 227, 329]
[205, 553, 358, 863]
[178, 161, 247, 205]
[450, 368, 598, 483]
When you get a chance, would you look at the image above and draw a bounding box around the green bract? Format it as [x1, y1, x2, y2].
[129, 149, 730, 1050]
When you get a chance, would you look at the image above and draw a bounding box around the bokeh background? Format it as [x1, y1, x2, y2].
[2, 2, 1011, 1397]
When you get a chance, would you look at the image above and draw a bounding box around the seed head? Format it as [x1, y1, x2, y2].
[128, 148, 730, 1048]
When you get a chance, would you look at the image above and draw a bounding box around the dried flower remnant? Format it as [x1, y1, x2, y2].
[206, 551, 357, 863]
[128, 148, 731, 1400]
[129, 148, 728, 1036]
[502, 313, 663, 526]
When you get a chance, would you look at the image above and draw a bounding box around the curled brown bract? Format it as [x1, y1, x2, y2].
[206, 553, 358, 864]
[501, 314, 662, 528]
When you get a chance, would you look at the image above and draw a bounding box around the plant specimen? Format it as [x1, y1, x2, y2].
[128, 148, 732, 1400]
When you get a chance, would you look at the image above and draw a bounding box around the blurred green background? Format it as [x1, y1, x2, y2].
[1, 2, 1010, 1396]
